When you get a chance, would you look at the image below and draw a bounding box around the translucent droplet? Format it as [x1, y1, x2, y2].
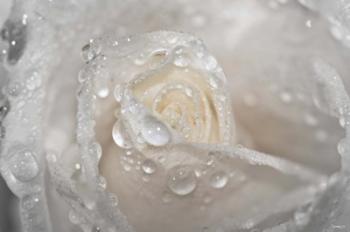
[305, 19, 312, 28]
[26, 72, 41, 90]
[112, 120, 132, 149]
[167, 166, 197, 196]
[122, 162, 132, 172]
[109, 193, 119, 206]
[22, 194, 40, 210]
[142, 159, 157, 174]
[141, 116, 170, 147]
[9, 149, 39, 182]
[162, 192, 173, 203]
[0, 98, 10, 121]
[204, 56, 218, 71]
[89, 142, 102, 160]
[92, 226, 101, 232]
[96, 86, 109, 98]
[0, 125, 6, 140]
[339, 116, 346, 128]
[46, 152, 57, 163]
[203, 195, 212, 204]
[304, 113, 318, 126]
[174, 56, 190, 67]
[192, 14, 206, 28]
[294, 206, 311, 227]
[280, 91, 292, 103]
[81, 42, 101, 62]
[113, 84, 123, 102]
[209, 170, 228, 189]
[1, 18, 27, 64]
[5, 81, 22, 97]
[208, 77, 218, 89]
[337, 139, 347, 155]
[69, 210, 80, 224]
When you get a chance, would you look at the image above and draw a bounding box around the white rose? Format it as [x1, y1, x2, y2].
[1, 1, 350, 231]
[72, 31, 326, 232]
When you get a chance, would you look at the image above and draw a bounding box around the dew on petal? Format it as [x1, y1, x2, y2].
[9, 149, 39, 182]
[141, 159, 157, 175]
[209, 170, 228, 189]
[141, 115, 171, 146]
[167, 165, 197, 196]
[21, 194, 40, 210]
[112, 120, 133, 149]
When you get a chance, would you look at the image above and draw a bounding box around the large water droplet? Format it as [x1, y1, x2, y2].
[1, 18, 27, 64]
[22, 194, 40, 210]
[9, 149, 39, 182]
[209, 170, 228, 189]
[167, 165, 197, 196]
[112, 120, 133, 149]
[141, 116, 170, 146]
[142, 159, 157, 175]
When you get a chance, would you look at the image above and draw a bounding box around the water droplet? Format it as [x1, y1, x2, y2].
[112, 120, 133, 149]
[96, 87, 109, 98]
[1, 18, 27, 64]
[192, 14, 206, 28]
[89, 142, 102, 160]
[5, 81, 22, 97]
[122, 162, 132, 172]
[46, 152, 57, 163]
[113, 84, 123, 102]
[26, 72, 41, 90]
[210, 170, 228, 189]
[339, 116, 346, 128]
[141, 116, 170, 147]
[174, 56, 190, 67]
[294, 206, 311, 227]
[167, 165, 197, 196]
[203, 195, 212, 204]
[69, 210, 80, 224]
[280, 92, 292, 103]
[204, 56, 218, 71]
[22, 14, 28, 25]
[81, 42, 101, 62]
[207, 77, 218, 90]
[22, 194, 39, 210]
[0, 125, 6, 140]
[162, 192, 173, 203]
[337, 139, 347, 155]
[304, 113, 318, 126]
[305, 19, 312, 28]
[0, 98, 10, 121]
[92, 226, 101, 232]
[9, 149, 39, 182]
[142, 159, 157, 175]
